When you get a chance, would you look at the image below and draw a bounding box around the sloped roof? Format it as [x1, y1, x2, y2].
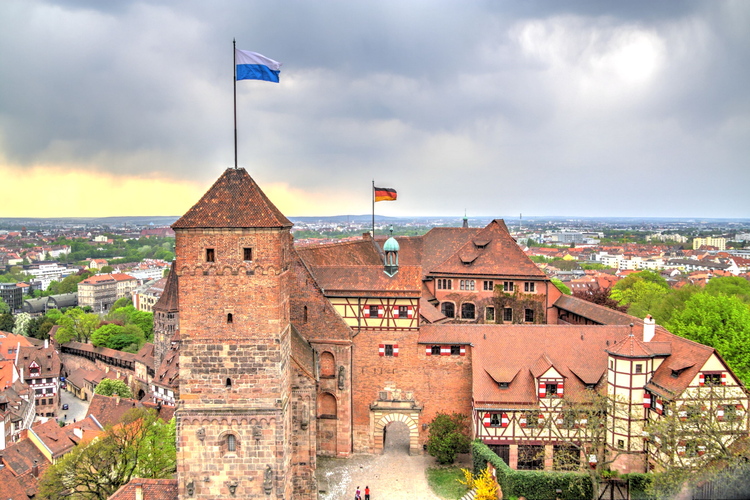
[31, 418, 76, 459]
[0, 467, 29, 500]
[471, 324, 628, 406]
[172, 167, 292, 229]
[296, 237, 382, 267]
[419, 298, 446, 324]
[554, 294, 635, 325]
[109, 478, 178, 500]
[309, 265, 423, 296]
[154, 340, 179, 389]
[429, 220, 546, 278]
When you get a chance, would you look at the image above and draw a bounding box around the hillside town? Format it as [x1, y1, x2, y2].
[1, 169, 749, 499]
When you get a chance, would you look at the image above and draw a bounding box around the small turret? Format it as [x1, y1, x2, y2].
[383, 226, 399, 277]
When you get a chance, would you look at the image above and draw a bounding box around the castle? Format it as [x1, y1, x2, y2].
[154, 167, 747, 499]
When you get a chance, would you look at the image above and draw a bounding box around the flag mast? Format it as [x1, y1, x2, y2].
[372, 180, 375, 238]
[233, 38, 238, 169]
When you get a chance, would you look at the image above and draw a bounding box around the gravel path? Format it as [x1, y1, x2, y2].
[316, 423, 469, 500]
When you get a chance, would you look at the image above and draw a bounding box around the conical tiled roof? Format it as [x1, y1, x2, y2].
[172, 168, 292, 229]
[153, 262, 179, 312]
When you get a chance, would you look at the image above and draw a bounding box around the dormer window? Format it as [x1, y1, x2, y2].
[539, 379, 564, 398]
[498, 382, 509, 389]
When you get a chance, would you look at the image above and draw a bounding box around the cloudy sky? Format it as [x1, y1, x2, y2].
[1, 1, 748, 219]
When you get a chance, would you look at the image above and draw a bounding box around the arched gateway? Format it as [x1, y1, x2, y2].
[372, 411, 420, 455]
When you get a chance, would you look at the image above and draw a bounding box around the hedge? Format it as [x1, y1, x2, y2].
[472, 440, 592, 500]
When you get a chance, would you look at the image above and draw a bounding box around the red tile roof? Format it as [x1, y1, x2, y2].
[31, 418, 76, 459]
[108, 478, 178, 500]
[308, 265, 423, 297]
[172, 168, 292, 229]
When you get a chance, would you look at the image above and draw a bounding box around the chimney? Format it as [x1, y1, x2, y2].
[32, 460, 39, 478]
[644, 315, 656, 342]
[74, 427, 83, 439]
[44, 339, 49, 349]
[135, 483, 144, 500]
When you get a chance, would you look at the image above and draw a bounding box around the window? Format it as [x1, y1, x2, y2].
[617, 439, 625, 449]
[225, 378, 232, 388]
[525, 308, 535, 323]
[437, 279, 452, 290]
[503, 308, 512, 322]
[384, 345, 394, 357]
[635, 364, 643, 374]
[431, 345, 441, 355]
[441, 302, 455, 318]
[206, 248, 215, 262]
[483, 280, 494, 291]
[704, 373, 722, 386]
[227, 313, 233, 324]
[398, 305, 408, 317]
[524, 282, 535, 292]
[490, 413, 501, 427]
[545, 383, 559, 397]
[243, 247, 253, 261]
[498, 382, 509, 389]
[461, 303, 475, 319]
[503, 281, 514, 292]
[369, 305, 379, 317]
[485, 306, 495, 322]
[518, 445, 544, 470]
[459, 280, 475, 291]
[451, 345, 461, 355]
[227, 434, 236, 452]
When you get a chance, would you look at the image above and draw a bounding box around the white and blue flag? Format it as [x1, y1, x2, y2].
[235, 49, 281, 83]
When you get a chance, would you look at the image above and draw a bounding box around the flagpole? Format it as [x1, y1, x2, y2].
[372, 180, 375, 239]
[233, 38, 238, 169]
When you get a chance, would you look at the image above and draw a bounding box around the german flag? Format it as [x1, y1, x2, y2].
[374, 187, 397, 202]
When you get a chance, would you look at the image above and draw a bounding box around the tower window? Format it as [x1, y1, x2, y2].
[225, 378, 232, 388]
[243, 247, 253, 261]
[635, 364, 643, 374]
[227, 434, 236, 452]
[431, 345, 441, 355]
[227, 313, 233, 324]
[206, 248, 215, 262]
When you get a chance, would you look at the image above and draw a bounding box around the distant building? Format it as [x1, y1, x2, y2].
[0, 282, 22, 312]
[78, 273, 137, 312]
[22, 262, 77, 291]
[132, 278, 166, 312]
[693, 236, 726, 251]
[17, 340, 62, 419]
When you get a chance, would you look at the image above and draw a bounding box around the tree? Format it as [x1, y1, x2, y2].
[99, 265, 114, 274]
[667, 293, 750, 384]
[94, 379, 133, 398]
[459, 466, 499, 500]
[705, 276, 750, 304]
[112, 324, 146, 352]
[426, 412, 471, 464]
[645, 384, 750, 499]
[0, 296, 9, 314]
[39, 408, 176, 500]
[91, 323, 123, 348]
[112, 296, 132, 310]
[0, 312, 14, 332]
[572, 288, 627, 313]
[13, 312, 32, 336]
[55, 308, 101, 344]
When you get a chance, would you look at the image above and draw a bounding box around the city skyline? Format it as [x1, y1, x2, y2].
[1, 1, 749, 219]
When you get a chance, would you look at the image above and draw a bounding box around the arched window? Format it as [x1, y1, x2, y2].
[320, 352, 335, 378]
[461, 303, 475, 319]
[441, 302, 455, 318]
[226, 378, 232, 388]
[227, 313, 233, 324]
[303, 305, 308, 323]
[220, 432, 240, 456]
[318, 392, 337, 419]
[227, 434, 236, 452]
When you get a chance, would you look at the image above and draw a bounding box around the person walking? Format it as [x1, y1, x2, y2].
[365, 485, 370, 500]
[355, 486, 361, 500]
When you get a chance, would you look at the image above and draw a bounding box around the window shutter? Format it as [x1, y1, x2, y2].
[501, 413, 509, 428]
[408, 306, 414, 318]
[364, 307, 371, 318]
[459, 346, 466, 356]
[699, 373, 705, 386]
[538, 382, 546, 399]
[378, 344, 385, 356]
[722, 372, 727, 385]
[483, 413, 491, 427]
[717, 406, 724, 421]
[643, 392, 651, 408]
[378, 307, 384, 318]
[393, 307, 399, 318]
[519, 414, 527, 428]
[393, 344, 399, 357]
[425, 347, 432, 356]
[655, 398, 663, 415]
[678, 409, 687, 421]
[677, 441, 686, 456]
[558, 382, 564, 397]
[440, 346, 450, 356]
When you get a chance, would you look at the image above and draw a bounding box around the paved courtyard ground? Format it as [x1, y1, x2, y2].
[316, 423, 470, 500]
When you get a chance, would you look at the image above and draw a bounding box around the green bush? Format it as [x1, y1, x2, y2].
[622, 473, 654, 500]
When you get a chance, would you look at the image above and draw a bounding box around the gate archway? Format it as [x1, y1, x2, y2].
[372, 412, 420, 455]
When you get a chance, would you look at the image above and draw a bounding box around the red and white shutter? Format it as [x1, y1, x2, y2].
[643, 392, 651, 408]
[655, 398, 663, 415]
[677, 441, 686, 456]
[393, 307, 399, 318]
[501, 413, 509, 428]
[483, 413, 491, 427]
[408, 306, 414, 318]
[699, 373, 705, 386]
[393, 344, 399, 357]
[717, 406, 725, 421]
[378, 344, 385, 356]
[538, 382, 546, 399]
[459, 346, 466, 356]
[364, 307, 371, 318]
[538, 413, 545, 427]
[378, 307, 384, 318]
[519, 414, 527, 427]
[578, 417, 588, 428]
[722, 372, 727, 386]
[440, 346, 451, 356]
[425, 347, 432, 356]
[698, 445, 706, 456]
[678, 409, 687, 421]
[558, 382, 564, 397]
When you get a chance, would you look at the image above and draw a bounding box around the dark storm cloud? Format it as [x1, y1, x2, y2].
[0, 0, 748, 216]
